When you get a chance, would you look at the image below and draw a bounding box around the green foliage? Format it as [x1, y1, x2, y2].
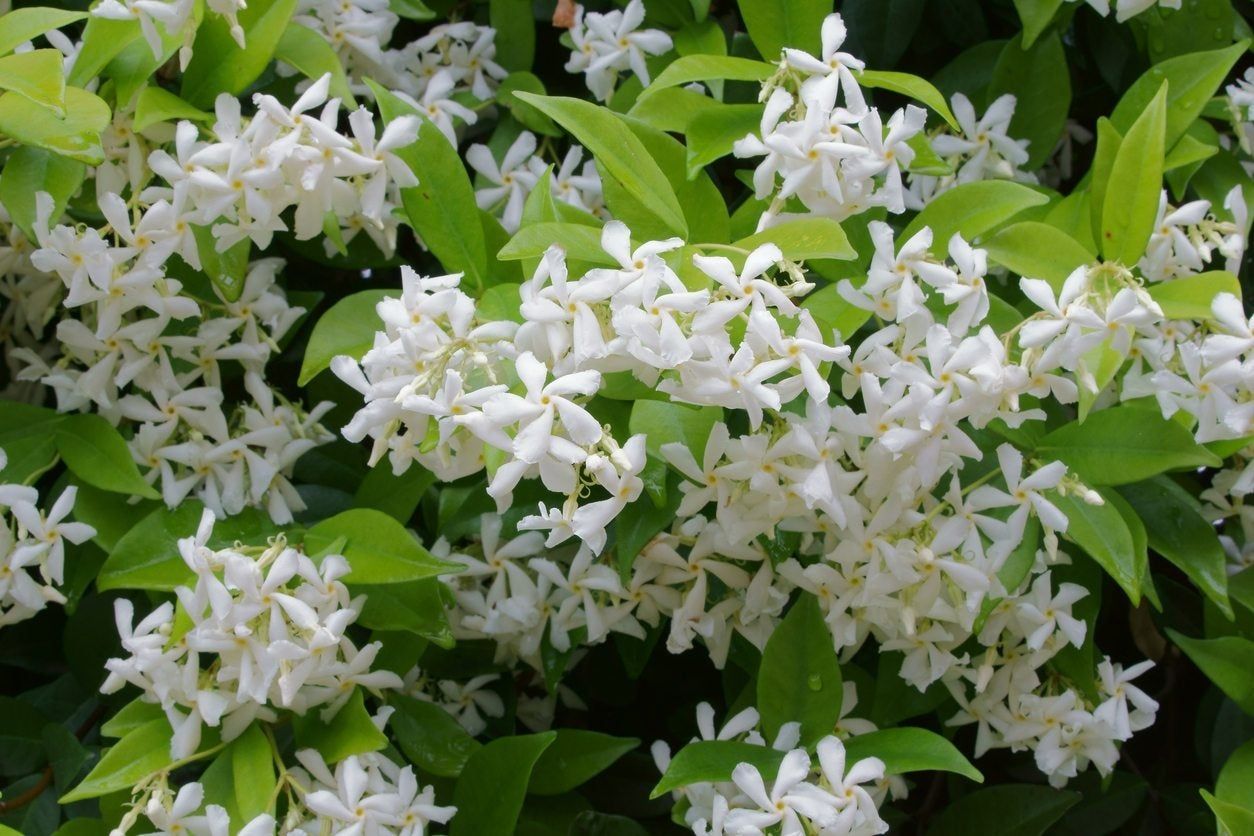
[756, 595, 843, 745]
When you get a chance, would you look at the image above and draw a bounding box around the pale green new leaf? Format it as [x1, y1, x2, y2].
[1100, 82, 1167, 265]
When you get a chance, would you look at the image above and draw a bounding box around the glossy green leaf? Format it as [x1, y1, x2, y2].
[274, 22, 357, 105]
[1036, 406, 1221, 486]
[0, 145, 85, 241]
[60, 719, 171, 802]
[650, 740, 785, 798]
[488, 0, 535, 71]
[390, 694, 481, 777]
[683, 103, 763, 177]
[515, 93, 687, 237]
[0, 86, 110, 164]
[756, 595, 843, 745]
[857, 70, 960, 131]
[1051, 490, 1144, 603]
[132, 86, 213, 133]
[298, 289, 389, 385]
[844, 727, 982, 782]
[636, 55, 774, 101]
[738, 0, 828, 58]
[981, 221, 1094, 289]
[988, 32, 1071, 169]
[303, 508, 462, 584]
[1010, 0, 1066, 48]
[0, 49, 66, 115]
[731, 218, 856, 262]
[1100, 82, 1167, 265]
[0, 7, 87, 57]
[200, 724, 276, 825]
[498, 222, 614, 265]
[181, 0, 298, 107]
[1146, 270, 1241, 320]
[55, 413, 160, 499]
[292, 688, 388, 762]
[902, 180, 1049, 245]
[528, 730, 639, 795]
[450, 733, 557, 836]
[1168, 630, 1254, 715]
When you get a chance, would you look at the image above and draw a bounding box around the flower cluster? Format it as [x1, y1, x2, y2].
[564, 0, 673, 102]
[905, 93, 1035, 210]
[1067, 0, 1182, 23]
[100, 510, 403, 758]
[93, 0, 248, 70]
[0, 449, 94, 626]
[467, 130, 607, 233]
[734, 14, 926, 226]
[652, 699, 894, 836]
[291, 3, 502, 138]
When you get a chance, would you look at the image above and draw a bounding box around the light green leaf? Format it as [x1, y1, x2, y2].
[60, 719, 171, 802]
[100, 698, 164, 739]
[200, 725, 276, 825]
[988, 32, 1072, 169]
[67, 17, 140, 88]
[1146, 270, 1241, 320]
[1203, 789, 1254, 836]
[843, 728, 983, 782]
[0, 85, 110, 164]
[650, 740, 785, 798]
[54, 413, 160, 499]
[684, 103, 762, 177]
[925, 783, 1080, 835]
[1087, 118, 1122, 248]
[515, 93, 687, 237]
[97, 501, 275, 591]
[498, 222, 614, 265]
[1051, 489, 1144, 603]
[1111, 40, 1247, 148]
[0, 49, 66, 115]
[756, 595, 843, 746]
[292, 688, 388, 762]
[181, 0, 298, 107]
[1101, 82, 1167, 265]
[450, 733, 557, 836]
[737, 0, 828, 59]
[298, 289, 389, 385]
[390, 694, 481, 777]
[856, 70, 960, 131]
[731, 218, 855, 262]
[1216, 739, 1254, 810]
[1010, 0, 1067, 49]
[1036, 406, 1221, 486]
[528, 730, 639, 795]
[496, 72, 560, 136]
[636, 55, 774, 101]
[628, 86, 720, 134]
[303, 508, 462, 585]
[981, 221, 1094, 289]
[901, 180, 1049, 245]
[0, 145, 85, 242]
[275, 22, 357, 105]
[0, 7, 87, 57]
[1168, 630, 1254, 715]
[370, 82, 491, 290]
[1164, 129, 1218, 172]
[133, 86, 213, 133]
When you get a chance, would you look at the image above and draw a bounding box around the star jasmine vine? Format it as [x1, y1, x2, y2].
[0, 0, 1250, 834]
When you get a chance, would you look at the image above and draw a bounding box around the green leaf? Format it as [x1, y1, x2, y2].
[1216, 739, 1254, 812]
[1146, 270, 1241, 320]
[370, 82, 491, 291]
[650, 740, 785, 798]
[68, 18, 139, 88]
[97, 501, 275, 591]
[684, 103, 763, 177]
[1203, 789, 1254, 836]
[192, 225, 252, 302]
[981, 221, 1094, 289]
[528, 730, 639, 795]
[54, 413, 160, 499]
[356, 579, 453, 646]
[1100, 82, 1167, 265]
[756, 595, 843, 746]
[731, 218, 856, 262]
[801, 284, 873, 341]
[0, 85, 110, 164]
[925, 783, 1080, 836]
[390, 0, 436, 19]
[737, 0, 828, 59]
[488, 0, 534, 72]
[1051, 489, 1144, 603]
[1111, 41, 1247, 148]
[303, 508, 462, 585]
[100, 698, 164, 739]
[636, 55, 774, 101]
[298, 289, 389, 385]
[0, 400, 63, 484]
[0, 7, 87, 57]
[842, 728, 983, 783]
[132, 86, 213, 133]
[613, 468, 680, 579]
[1118, 477, 1230, 617]
[1036, 406, 1221, 486]
[498, 222, 614, 265]
[353, 463, 435, 523]
[496, 72, 560, 136]
[181, 0, 299, 107]
[1087, 118, 1122, 248]
[60, 719, 171, 802]
[1168, 630, 1254, 715]
[569, 812, 649, 836]
[0, 50, 66, 115]
[856, 70, 960, 131]
[274, 22, 357, 106]
[628, 87, 721, 134]
[390, 694, 481, 778]
[200, 724, 276, 825]
[292, 688, 388, 762]
[450, 733, 557, 836]
[0, 696, 49, 774]
[1011, 0, 1066, 48]
[901, 180, 1049, 246]
[988, 32, 1072, 169]
[515, 93, 687, 238]
[629, 400, 723, 463]
[0, 145, 84, 242]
